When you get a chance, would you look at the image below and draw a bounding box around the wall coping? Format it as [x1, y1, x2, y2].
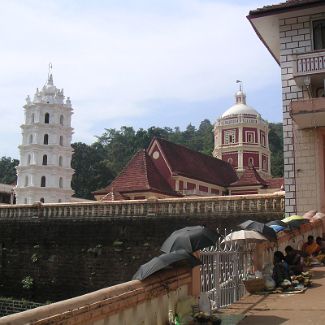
[0, 267, 192, 325]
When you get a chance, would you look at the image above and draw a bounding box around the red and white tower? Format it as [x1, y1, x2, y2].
[213, 86, 271, 178]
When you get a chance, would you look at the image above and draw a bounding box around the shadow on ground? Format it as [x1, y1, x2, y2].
[238, 315, 288, 325]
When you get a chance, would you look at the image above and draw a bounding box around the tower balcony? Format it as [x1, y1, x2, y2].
[290, 97, 325, 129]
[293, 50, 325, 87]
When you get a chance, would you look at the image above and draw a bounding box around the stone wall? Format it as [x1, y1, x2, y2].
[0, 298, 42, 317]
[0, 194, 283, 302]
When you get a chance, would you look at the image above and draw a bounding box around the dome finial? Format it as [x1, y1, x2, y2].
[235, 80, 246, 104]
[236, 79, 243, 92]
[47, 63, 53, 86]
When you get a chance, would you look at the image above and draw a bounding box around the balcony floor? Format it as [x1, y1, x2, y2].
[217, 266, 325, 325]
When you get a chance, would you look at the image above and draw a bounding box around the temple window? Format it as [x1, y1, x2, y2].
[29, 134, 33, 144]
[44, 134, 49, 145]
[246, 131, 255, 143]
[59, 177, 63, 188]
[41, 176, 46, 187]
[60, 115, 64, 126]
[45, 113, 50, 124]
[59, 156, 63, 167]
[224, 130, 236, 144]
[42, 154, 48, 166]
[59, 136, 64, 146]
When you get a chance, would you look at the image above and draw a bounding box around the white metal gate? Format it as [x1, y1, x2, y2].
[200, 237, 251, 309]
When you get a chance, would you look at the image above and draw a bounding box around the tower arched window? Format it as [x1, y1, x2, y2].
[45, 113, 50, 124]
[59, 156, 63, 167]
[248, 157, 254, 166]
[228, 158, 233, 165]
[60, 115, 64, 126]
[29, 134, 33, 144]
[41, 176, 46, 187]
[27, 154, 31, 165]
[31, 113, 35, 124]
[59, 177, 63, 188]
[42, 154, 47, 165]
[40, 198, 45, 203]
[44, 134, 49, 145]
[59, 136, 63, 146]
[24, 176, 29, 187]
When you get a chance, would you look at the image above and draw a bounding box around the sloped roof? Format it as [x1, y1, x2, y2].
[229, 166, 268, 187]
[248, 0, 324, 17]
[265, 177, 284, 189]
[93, 149, 180, 197]
[151, 138, 238, 187]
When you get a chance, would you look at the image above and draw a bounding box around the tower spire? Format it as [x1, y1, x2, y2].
[235, 80, 246, 104]
[236, 80, 243, 92]
[47, 63, 53, 86]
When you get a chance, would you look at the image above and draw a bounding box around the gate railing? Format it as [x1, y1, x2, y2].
[200, 233, 251, 309]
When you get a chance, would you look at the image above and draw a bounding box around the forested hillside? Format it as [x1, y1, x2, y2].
[0, 120, 284, 199]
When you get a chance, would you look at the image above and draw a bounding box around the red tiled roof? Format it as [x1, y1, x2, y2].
[248, 0, 324, 17]
[93, 149, 180, 198]
[229, 166, 268, 187]
[265, 177, 284, 189]
[151, 138, 238, 187]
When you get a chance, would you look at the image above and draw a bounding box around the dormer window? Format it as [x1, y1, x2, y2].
[313, 19, 325, 50]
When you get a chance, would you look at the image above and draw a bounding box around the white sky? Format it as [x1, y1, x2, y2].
[0, 0, 281, 159]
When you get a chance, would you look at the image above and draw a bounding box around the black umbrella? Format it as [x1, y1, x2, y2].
[160, 226, 220, 253]
[238, 220, 277, 240]
[132, 249, 201, 281]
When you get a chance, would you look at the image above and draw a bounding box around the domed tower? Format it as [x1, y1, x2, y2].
[15, 68, 74, 204]
[213, 87, 271, 178]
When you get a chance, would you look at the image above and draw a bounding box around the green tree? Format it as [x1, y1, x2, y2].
[71, 142, 114, 199]
[0, 156, 19, 184]
[268, 123, 284, 177]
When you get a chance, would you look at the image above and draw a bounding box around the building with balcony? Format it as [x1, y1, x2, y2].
[15, 71, 74, 204]
[213, 88, 271, 179]
[248, 0, 325, 215]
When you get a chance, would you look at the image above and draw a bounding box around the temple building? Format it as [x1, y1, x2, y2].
[213, 87, 271, 179]
[15, 69, 74, 204]
[94, 137, 282, 201]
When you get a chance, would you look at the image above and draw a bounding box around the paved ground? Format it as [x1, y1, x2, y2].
[218, 266, 325, 325]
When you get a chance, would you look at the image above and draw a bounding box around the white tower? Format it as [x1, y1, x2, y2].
[15, 67, 74, 204]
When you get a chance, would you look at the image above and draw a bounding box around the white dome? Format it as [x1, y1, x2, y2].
[221, 103, 259, 118]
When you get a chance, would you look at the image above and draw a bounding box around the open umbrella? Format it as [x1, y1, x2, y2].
[286, 219, 309, 229]
[266, 220, 289, 233]
[238, 220, 277, 240]
[266, 220, 288, 228]
[222, 230, 268, 243]
[282, 215, 305, 223]
[160, 226, 220, 253]
[282, 215, 309, 229]
[132, 249, 201, 281]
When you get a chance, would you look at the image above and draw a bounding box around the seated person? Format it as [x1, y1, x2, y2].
[272, 251, 290, 286]
[284, 245, 303, 275]
[302, 235, 320, 257]
[316, 237, 325, 254]
[315, 237, 325, 263]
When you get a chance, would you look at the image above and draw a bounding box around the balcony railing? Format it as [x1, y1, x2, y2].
[295, 51, 325, 76]
[290, 97, 325, 128]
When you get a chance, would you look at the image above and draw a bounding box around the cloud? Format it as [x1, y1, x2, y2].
[0, 0, 279, 158]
